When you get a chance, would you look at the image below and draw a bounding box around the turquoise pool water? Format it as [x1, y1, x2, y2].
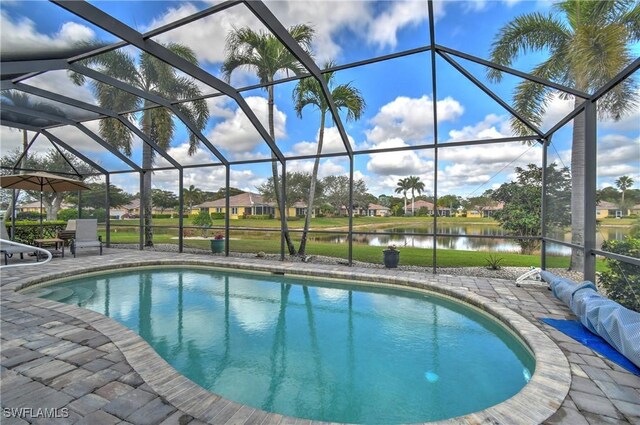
[25, 267, 535, 424]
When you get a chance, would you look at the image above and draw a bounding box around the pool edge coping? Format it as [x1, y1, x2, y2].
[4, 257, 571, 425]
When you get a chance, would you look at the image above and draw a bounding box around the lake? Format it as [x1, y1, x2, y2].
[305, 224, 631, 255]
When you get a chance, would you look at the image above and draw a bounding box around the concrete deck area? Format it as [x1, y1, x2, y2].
[1, 249, 638, 424]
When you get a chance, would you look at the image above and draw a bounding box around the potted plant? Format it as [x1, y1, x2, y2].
[210, 233, 225, 254]
[383, 244, 400, 268]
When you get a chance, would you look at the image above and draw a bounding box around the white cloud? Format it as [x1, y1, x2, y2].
[290, 126, 354, 156]
[367, 95, 464, 145]
[596, 134, 640, 178]
[288, 158, 347, 179]
[146, 1, 437, 66]
[367, 1, 429, 48]
[207, 96, 286, 156]
[446, 113, 512, 142]
[0, 11, 95, 54]
[366, 138, 432, 175]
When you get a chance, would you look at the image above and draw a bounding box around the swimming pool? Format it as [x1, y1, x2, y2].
[24, 266, 535, 424]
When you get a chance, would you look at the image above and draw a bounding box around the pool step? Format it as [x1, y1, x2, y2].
[47, 288, 74, 302]
[73, 287, 95, 305]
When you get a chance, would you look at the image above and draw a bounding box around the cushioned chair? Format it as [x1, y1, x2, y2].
[71, 219, 103, 257]
[0, 220, 35, 265]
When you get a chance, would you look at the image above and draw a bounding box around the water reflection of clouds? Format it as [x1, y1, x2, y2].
[315, 287, 349, 303]
[229, 279, 280, 333]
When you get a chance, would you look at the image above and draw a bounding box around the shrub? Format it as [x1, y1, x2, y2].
[57, 209, 79, 221]
[485, 254, 504, 270]
[192, 210, 212, 227]
[210, 212, 226, 220]
[246, 214, 271, 220]
[83, 208, 106, 223]
[16, 211, 42, 221]
[599, 237, 640, 312]
[9, 221, 66, 244]
[152, 213, 173, 219]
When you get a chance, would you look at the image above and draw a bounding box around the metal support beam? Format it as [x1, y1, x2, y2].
[41, 130, 108, 174]
[55, 1, 283, 164]
[244, 0, 353, 158]
[1, 59, 68, 76]
[435, 45, 590, 99]
[178, 168, 184, 253]
[105, 173, 111, 247]
[544, 102, 586, 139]
[75, 123, 142, 172]
[139, 171, 144, 250]
[48, 139, 82, 177]
[280, 162, 286, 261]
[429, 0, 438, 274]
[0, 120, 40, 132]
[541, 139, 548, 270]
[225, 165, 230, 257]
[438, 51, 545, 138]
[583, 101, 597, 283]
[348, 156, 354, 266]
[12, 132, 40, 171]
[591, 57, 640, 102]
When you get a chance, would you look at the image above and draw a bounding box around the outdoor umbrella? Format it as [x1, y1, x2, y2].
[0, 172, 91, 237]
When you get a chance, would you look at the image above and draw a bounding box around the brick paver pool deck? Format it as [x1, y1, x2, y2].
[1, 249, 638, 424]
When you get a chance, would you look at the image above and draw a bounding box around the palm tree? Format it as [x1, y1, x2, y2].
[184, 184, 204, 213]
[293, 61, 365, 256]
[71, 43, 209, 247]
[615, 175, 634, 207]
[222, 25, 314, 256]
[395, 178, 411, 215]
[406, 176, 425, 216]
[488, 0, 639, 270]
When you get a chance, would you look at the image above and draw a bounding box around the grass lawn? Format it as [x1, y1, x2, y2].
[101, 228, 604, 271]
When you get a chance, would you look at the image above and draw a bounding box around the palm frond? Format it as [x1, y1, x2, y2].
[488, 12, 569, 82]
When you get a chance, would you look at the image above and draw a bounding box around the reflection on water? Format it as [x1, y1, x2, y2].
[28, 268, 534, 424]
[304, 224, 630, 254]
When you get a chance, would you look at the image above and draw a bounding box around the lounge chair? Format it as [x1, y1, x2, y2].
[0, 220, 35, 265]
[71, 219, 103, 257]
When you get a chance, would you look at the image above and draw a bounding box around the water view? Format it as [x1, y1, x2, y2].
[306, 224, 631, 255]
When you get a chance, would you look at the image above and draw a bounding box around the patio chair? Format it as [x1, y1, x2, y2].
[71, 219, 103, 257]
[0, 220, 35, 265]
[57, 220, 76, 245]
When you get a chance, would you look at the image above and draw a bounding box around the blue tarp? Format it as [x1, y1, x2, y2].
[540, 270, 640, 369]
[540, 318, 640, 375]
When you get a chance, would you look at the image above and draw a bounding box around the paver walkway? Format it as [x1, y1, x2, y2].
[1, 249, 638, 424]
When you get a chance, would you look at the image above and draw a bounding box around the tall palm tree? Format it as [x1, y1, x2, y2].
[406, 175, 425, 216]
[71, 43, 209, 246]
[293, 61, 365, 256]
[488, 0, 639, 270]
[395, 178, 411, 215]
[615, 175, 634, 206]
[222, 25, 314, 256]
[184, 184, 204, 212]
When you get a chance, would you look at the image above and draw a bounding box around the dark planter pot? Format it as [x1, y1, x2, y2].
[210, 239, 225, 254]
[383, 249, 400, 268]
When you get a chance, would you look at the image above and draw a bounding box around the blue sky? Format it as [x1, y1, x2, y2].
[1, 0, 638, 198]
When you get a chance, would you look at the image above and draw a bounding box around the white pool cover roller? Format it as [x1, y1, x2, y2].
[540, 271, 640, 368]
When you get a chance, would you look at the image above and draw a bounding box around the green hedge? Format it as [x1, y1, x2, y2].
[152, 214, 173, 219]
[210, 212, 226, 219]
[7, 221, 67, 244]
[246, 214, 272, 220]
